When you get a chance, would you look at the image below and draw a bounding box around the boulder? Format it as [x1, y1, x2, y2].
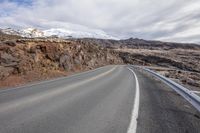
[0, 66, 14, 79]
[4, 40, 16, 47]
[59, 54, 70, 70]
[40, 44, 60, 61]
[0, 52, 20, 66]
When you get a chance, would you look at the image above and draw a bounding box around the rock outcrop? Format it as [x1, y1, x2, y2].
[0, 36, 123, 88]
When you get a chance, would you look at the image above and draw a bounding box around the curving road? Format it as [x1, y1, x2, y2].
[0, 65, 199, 133]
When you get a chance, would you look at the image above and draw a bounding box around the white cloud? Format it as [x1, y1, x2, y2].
[0, 0, 200, 43]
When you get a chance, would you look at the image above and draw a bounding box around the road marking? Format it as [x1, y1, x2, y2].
[127, 67, 140, 133]
[0, 65, 115, 93]
[0, 67, 117, 113]
[190, 91, 200, 94]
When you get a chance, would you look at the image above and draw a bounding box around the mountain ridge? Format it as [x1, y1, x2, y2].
[79, 37, 200, 50]
[0, 27, 118, 40]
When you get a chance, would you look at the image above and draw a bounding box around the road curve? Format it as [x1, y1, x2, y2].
[0, 66, 136, 133]
[0, 65, 199, 133]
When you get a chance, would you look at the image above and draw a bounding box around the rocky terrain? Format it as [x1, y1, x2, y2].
[0, 31, 199, 90]
[79, 38, 200, 90]
[116, 48, 200, 90]
[0, 33, 122, 88]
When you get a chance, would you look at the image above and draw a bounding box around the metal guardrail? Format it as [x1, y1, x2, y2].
[143, 68, 200, 112]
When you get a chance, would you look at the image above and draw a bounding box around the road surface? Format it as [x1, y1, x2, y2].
[0, 65, 199, 133]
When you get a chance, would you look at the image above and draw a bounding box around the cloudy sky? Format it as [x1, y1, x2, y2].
[0, 0, 200, 43]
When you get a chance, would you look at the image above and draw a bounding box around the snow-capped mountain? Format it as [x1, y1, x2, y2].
[43, 28, 117, 39]
[21, 28, 44, 38]
[1, 28, 21, 36]
[0, 28, 118, 40]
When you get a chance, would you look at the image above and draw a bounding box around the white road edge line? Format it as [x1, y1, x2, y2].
[127, 67, 140, 133]
[190, 91, 200, 94]
[0, 67, 117, 113]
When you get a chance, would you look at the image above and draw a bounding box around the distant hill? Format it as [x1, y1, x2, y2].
[79, 38, 200, 50]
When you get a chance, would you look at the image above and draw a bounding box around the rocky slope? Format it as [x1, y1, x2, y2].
[0, 34, 122, 88]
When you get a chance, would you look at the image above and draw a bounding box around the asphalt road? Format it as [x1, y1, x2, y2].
[0, 65, 199, 133]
